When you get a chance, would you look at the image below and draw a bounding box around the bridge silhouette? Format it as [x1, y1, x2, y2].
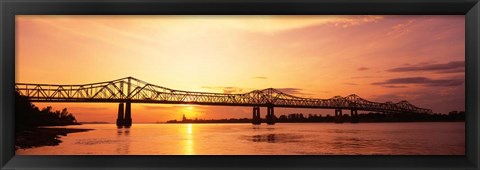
[15, 77, 433, 127]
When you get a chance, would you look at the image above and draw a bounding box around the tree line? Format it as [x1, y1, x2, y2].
[15, 91, 79, 132]
[277, 111, 465, 123]
[166, 110, 465, 124]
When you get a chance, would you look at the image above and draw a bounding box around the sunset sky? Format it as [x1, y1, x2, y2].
[16, 15, 465, 123]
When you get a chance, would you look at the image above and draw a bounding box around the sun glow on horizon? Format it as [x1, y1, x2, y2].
[179, 105, 201, 119]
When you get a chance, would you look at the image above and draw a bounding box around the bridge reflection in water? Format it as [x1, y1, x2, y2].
[15, 77, 432, 127]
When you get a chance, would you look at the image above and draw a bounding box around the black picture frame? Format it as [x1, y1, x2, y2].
[1, 0, 479, 169]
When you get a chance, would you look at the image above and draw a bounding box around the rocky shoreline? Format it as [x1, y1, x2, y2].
[15, 128, 93, 150]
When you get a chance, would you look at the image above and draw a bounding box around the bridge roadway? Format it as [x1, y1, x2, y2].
[15, 77, 433, 127]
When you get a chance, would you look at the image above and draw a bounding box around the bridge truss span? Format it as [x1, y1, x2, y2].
[16, 76, 432, 114]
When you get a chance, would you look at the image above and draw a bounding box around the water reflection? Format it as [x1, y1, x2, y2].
[125, 129, 130, 136]
[246, 133, 303, 143]
[116, 128, 130, 154]
[252, 134, 276, 143]
[266, 127, 276, 131]
[15, 123, 465, 155]
[183, 124, 194, 155]
[327, 129, 363, 134]
[187, 124, 192, 135]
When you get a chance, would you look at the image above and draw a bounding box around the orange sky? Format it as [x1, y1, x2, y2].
[16, 15, 465, 123]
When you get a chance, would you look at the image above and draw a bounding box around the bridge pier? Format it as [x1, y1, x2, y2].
[124, 102, 132, 128]
[252, 106, 261, 125]
[334, 109, 343, 123]
[116, 103, 125, 128]
[350, 109, 359, 123]
[266, 106, 275, 125]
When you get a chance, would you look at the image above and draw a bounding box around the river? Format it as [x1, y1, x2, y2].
[16, 122, 464, 155]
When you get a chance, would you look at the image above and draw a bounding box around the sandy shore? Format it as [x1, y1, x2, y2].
[16, 128, 93, 150]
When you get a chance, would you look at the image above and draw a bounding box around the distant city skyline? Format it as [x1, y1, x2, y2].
[16, 15, 465, 123]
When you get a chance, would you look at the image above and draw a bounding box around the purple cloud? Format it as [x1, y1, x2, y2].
[382, 85, 407, 88]
[387, 61, 464, 73]
[372, 77, 464, 87]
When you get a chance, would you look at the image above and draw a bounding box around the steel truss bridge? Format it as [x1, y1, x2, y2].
[15, 77, 432, 127]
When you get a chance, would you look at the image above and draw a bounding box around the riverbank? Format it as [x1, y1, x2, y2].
[16, 127, 93, 150]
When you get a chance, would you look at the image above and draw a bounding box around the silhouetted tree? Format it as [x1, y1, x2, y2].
[15, 91, 79, 132]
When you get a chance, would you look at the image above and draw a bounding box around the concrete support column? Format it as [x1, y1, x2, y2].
[252, 106, 261, 125]
[116, 103, 125, 128]
[266, 106, 275, 125]
[350, 109, 359, 123]
[124, 102, 132, 128]
[334, 109, 343, 123]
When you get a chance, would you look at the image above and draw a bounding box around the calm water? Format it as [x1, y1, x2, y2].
[17, 122, 464, 155]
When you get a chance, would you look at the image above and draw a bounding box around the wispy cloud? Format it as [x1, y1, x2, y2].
[252, 76, 267, 79]
[201, 86, 248, 94]
[351, 76, 374, 79]
[357, 67, 369, 71]
[372, 77, 464, 87]
[275, 88, 311, 96]
[332, 16, 383, 28]
[387, 61, 464, 73]
[387, 19, 414, 37]
[34, 18, 137, 50]
[224, 15, 384, 33]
